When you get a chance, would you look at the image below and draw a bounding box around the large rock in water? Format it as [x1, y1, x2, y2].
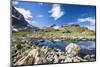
[65, 43, 81, 57]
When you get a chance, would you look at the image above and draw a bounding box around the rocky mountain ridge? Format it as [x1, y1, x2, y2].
[12, 6, 39, 32]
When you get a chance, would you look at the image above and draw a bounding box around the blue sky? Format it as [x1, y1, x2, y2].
[12, 1, 96, 31]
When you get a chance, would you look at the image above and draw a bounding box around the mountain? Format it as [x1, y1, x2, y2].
[12, 7, 28, 29]
[12, 6, 39, 32]
[41, 24, 95, 38]
[59, 24, 94, 33]
[44, 24, 94, 32]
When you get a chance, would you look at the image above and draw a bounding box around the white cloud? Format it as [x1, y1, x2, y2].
[49, 4, 64, 20]
[12, 1, 19, 5]
[77, 17, 95, 31]
[78, 17, 95, 25]
[15, 7, 33, 23]
[53, 26, 60, 29]
[86, 26, 95, 31]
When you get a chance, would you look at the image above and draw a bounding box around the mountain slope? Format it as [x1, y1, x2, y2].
[12, 6, 39, 32]
[12, 6, 28, 29]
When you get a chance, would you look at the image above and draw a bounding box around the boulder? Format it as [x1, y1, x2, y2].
[64, 56, 73, 62]
[84, 55, 90, 60]
[46, 55, 54, 62]
[54, 55, 59, 63]
[91, 54, 95, 58]
[65, 43, 81, 57]
[15, 48, 39, 65]
[72, 56, 87, 62]
[72, 57, 81, 62]
[59, 55, 66, 63]
[41, 46, 48, 54]
[59, 55, 66, 60]
[64, 55, 87, 63]
[34, 56, 47, 64]
[84, 54, 96, 61]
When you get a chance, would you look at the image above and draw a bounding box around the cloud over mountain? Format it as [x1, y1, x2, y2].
[78, 17, 95, 25]
[77, 17, 95, 31]
[15, 7, 33, 23]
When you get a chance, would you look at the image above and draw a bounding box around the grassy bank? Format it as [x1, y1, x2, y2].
[12, 31, 95, 40]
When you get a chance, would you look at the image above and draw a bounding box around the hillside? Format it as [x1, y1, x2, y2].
[12, 24, 95, 41]
[12, 6, 39, 32]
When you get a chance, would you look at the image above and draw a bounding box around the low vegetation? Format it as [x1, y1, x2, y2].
[12, 24, 95, 40]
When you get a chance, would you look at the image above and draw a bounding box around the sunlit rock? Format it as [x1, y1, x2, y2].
[65, 43, 81, 57]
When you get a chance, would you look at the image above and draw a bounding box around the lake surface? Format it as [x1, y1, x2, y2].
[39, 40, 96, 55]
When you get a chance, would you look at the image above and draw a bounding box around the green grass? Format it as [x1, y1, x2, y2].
[12, 30, 95, 40]
[12, 24, 95, 40]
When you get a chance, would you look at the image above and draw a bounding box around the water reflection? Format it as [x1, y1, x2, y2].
[39, 40, 96, 55]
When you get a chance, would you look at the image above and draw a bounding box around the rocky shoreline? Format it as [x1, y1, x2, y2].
[12, 37, 96, 66]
